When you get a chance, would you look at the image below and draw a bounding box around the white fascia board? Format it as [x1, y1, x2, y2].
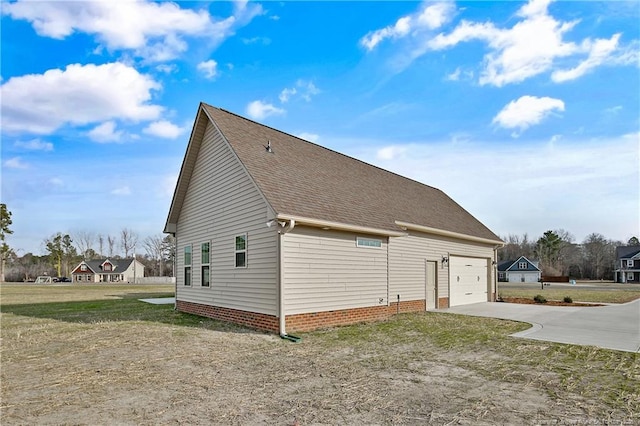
[395, 221, 504, 246]
[276, 214, 407, 237]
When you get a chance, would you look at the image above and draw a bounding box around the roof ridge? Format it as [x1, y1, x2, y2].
[206, 103, 444, 195]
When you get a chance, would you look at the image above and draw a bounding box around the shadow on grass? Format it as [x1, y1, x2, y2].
[0, 295, 262, 335]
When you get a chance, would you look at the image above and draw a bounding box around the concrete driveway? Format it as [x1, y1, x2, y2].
[441, 299, 640, 352]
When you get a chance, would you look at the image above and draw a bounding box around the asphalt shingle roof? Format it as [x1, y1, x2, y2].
[166, 103, 501, 242]
[75, 258, 134, 274]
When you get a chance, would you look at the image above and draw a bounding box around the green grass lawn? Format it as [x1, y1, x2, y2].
[497, 286, 640, 303]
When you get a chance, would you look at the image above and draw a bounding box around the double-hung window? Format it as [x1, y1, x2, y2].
[627, 259, 634, 268]
[235, 234, 247, 268]
[201, 242, 210, 287]
[184, 245, 192, 286]
[518, 261, 527, 269]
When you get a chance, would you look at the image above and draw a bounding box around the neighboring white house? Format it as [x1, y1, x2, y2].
[497, 256, 542, 283]
[164, 103, 503, 335]
[71, 258, 145, 283]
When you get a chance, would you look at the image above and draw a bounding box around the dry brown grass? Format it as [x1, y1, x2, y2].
[1, 284, 638, 425]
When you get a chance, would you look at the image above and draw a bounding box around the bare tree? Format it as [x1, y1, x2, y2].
[162, 234, 176, 277]
[73, 230, 96, 259]
[498, 233, 535, 261]
[582, 233, 616, 280]
[143, 235, 165, 276]
[120, 228, 139, 259]
[107, 235, 117, 258]
[97, 234, 105, 258]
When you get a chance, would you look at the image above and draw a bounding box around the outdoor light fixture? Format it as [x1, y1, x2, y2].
[442, 256, 449, 266]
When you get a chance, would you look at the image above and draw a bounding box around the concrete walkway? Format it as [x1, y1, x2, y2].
[441, 299, 640, 352]
[139, 297, 175, 305]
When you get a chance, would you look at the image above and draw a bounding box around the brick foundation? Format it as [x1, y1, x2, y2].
[177, 298, 439, 333]
[389, 299, 426, 314]
[176, 300, 279, 332]
[438, 297, 450, 308]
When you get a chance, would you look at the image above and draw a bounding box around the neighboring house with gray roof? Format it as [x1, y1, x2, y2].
[497, 256, 541, 283]
[164, 103, 503, 335]
[614, 246, 640, 283]
[71, 258, 145, 283]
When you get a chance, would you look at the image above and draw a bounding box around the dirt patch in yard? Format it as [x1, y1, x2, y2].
[1, 286, 637, 425]
[0, 323, 606, 425]
[501, 297, 604, 307]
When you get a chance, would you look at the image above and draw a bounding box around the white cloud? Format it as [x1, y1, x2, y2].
[143, 120, 185, 139]
[279, 87, 297, 103]
[49, 177, 64, 187]
[279, 80, 320, 103]
[242, 36, 271, 45]
[3, 157, 29, 169]
[376, 146, 407, 161]
[493, 96, 565, 134]
[197, 59, 218, 79]
[347, 134, 639, 243]
[246, 101, 285, 121]
[360, 2, 455, 50]
[14, 138, 53, 151]
[296, 132, 320, 143]
[156, 64, 178, 74]
[111, 186, 131, 196]
[88, 121, 124, 143]
[1, 62, 162, 134]
[551, 34, 621, 82]
[3, 0, 263, 62]
[162, 173, 179, 198]
[427, 0, 634, 86]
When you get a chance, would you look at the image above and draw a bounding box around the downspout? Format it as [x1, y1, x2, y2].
[494, 245, 501, 302]
[173, 233, 178, 311]
[278, 219, 300, 342]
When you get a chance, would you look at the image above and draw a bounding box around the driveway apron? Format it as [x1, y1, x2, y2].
[440, 299, 640, 352]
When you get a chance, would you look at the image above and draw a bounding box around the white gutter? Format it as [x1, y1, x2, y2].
[278, 219, 295, 337]
[276, 214, 406, 237]
[395, 221, 504, 246]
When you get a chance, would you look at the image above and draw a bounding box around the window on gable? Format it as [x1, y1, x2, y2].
[518, 262, 527, 269]
[201, 242, 210, 287]
[627, 259, 634, 267]
[103, 263, 111, 271]
[235, 234, 247, 268]
[184, 245, 192, 286]
[80, 264, 87, 271]
[356, 237, 382, 248]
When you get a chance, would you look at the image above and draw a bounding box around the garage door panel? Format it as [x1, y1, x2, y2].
[449, 257, 488, 306]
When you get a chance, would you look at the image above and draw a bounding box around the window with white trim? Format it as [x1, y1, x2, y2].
[627, 259, 634, 267]
[628, 272, 634, 281]
[356, 237, 382, 248]
[201, 242, 210, 287]
[518, 261, 527, 269]
[235, 234, 247, 268]
[184, 245, 192, 286]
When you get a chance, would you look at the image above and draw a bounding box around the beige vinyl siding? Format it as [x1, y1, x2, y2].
[176, 120, 278, 315]
[282, 226, 388, 315]
[388, 232, 495, 301]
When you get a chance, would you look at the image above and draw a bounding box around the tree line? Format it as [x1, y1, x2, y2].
[499, 230, 639, 280]
[0, 204, 175, 281]
[0, 203, 637, 282]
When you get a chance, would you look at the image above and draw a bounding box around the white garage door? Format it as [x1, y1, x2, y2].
[449, 256, 488, 306]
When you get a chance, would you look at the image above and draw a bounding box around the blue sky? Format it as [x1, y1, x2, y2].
[1, 0, 639, 256]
